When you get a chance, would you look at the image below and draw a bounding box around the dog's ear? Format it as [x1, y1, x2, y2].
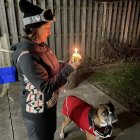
[89, 108, 98, 120]
[107, 101, 115, 112]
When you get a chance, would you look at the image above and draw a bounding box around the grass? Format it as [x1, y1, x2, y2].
[88, 63, 140, 112]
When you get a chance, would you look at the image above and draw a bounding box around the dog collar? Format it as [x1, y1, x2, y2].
[88, 108, 112, 138]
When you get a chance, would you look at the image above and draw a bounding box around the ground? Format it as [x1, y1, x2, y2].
[1, 66, 140, 140]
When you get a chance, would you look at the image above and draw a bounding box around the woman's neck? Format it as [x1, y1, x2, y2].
[25, 36, 45, 46]
[34, 38, 44, 44]
[27, 34, 45, 44]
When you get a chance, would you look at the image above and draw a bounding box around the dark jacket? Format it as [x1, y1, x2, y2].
[12, 38, 74, 121]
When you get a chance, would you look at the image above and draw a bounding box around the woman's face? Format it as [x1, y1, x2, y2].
[36, 22, 52, 43]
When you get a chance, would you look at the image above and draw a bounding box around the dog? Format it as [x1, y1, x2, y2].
[60, 96, 117, 140]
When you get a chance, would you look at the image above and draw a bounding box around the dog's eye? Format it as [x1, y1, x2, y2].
[102, 112, 106, 116]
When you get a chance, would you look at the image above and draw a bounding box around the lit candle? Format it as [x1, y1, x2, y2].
[71, 48, 81, 63]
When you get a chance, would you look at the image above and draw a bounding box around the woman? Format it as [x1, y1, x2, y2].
[12, 1, 81, 140]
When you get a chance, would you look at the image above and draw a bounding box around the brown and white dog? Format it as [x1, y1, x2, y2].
[60, 96, 117, 140]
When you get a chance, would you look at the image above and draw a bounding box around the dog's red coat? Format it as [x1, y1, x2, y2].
[62, 96, 95, 135]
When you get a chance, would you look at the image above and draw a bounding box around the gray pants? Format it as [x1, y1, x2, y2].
[24, 118, 56, 140]
[23, 105, 57, 140]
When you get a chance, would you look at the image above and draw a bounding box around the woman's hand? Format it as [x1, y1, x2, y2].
[68, 60, 81, 70]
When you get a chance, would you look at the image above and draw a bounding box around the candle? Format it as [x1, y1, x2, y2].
[71, 48, 81, 63]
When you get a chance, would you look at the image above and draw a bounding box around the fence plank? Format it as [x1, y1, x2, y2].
[75, 0, 81, 46]
[123, 1, 132, 44]
[55, 0, 62, 59]
[37, 0, 45, 10]
[110, 2, 118, 40]
[69, 0, 75, 56]
[0, 39, 4, 67]
[85, 0, 93, 60]
[136, 19, 140, 45]
[119, 1, 127, 44]
[2, 34, 11, 66]
[15, 0, 24, 40]
[0, 35, 11, 67]
[62, 0, 68, 60]
[102, 3, 107, 39]
[6, 0, 18, 45]
[128, 1, 136, 45]
[32, 0, 36, 5]
[115, 1, 123, 42]
[134, 1, 140, 46]
[48, 0, 56, 53]
[131, 1, 140, 46]
[107, 3, 113, 39]
[0, 0, 10, 46]
[91, 2, 98, 60]
[81, 0, 87, 58]
[96, 3, 103, 59]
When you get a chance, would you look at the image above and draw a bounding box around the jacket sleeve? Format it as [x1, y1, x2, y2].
[18, 53, 74, 97]
[59, 60, 67, 69]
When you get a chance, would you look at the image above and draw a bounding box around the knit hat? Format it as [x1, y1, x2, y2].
[19, 0, 55, 29]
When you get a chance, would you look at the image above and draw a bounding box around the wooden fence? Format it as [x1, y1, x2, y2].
[0, 0, 140, 61]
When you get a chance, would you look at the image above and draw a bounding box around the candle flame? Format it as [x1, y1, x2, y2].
[72, 47, 81, 63]
[75, 48, 78, 53]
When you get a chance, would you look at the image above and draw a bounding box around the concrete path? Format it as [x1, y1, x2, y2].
[0, 81, 140, 140]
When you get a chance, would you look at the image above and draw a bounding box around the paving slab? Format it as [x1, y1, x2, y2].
[0, 89, 13, 140]
[8, 83, 28, 140]
[1, 81, 140, 140]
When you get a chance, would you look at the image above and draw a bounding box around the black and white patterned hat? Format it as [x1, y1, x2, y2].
[19, 0, 55, 29]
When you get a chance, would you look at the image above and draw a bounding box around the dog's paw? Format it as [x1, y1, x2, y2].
[60, 132, 65, 139]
